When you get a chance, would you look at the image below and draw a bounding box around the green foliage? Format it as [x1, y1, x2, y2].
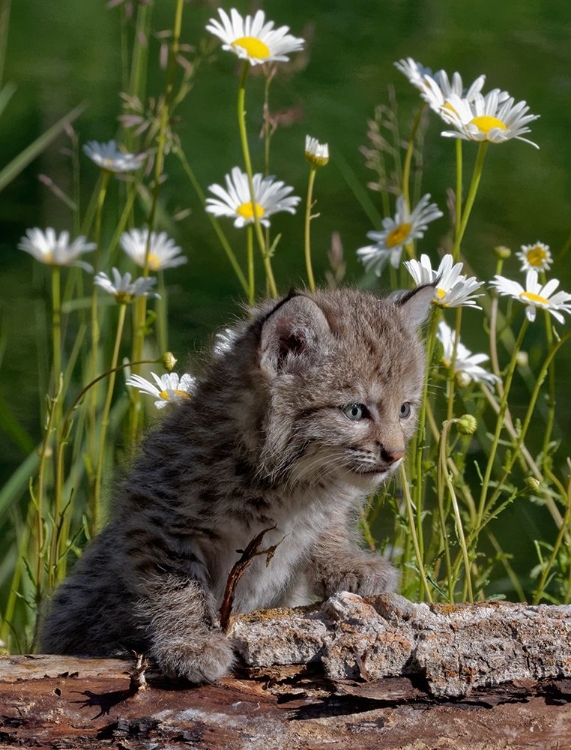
[1, 1, 571, 656]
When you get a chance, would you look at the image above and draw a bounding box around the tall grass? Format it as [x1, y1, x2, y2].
[1, 2, 570, 654]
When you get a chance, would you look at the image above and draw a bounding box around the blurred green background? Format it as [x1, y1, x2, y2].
[1, 0, 571, 590]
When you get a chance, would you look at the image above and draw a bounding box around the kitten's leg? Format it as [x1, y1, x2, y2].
[136, 574, 234, 684]
[279, 570, 316, 608]
[310, 521, 399, 598]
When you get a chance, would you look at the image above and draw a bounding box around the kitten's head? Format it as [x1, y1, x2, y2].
[251, 286, 434, 490]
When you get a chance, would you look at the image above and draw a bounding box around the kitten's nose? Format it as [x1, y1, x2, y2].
[380, 446, 405, 464]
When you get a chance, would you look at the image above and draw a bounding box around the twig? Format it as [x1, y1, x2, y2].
[129, 652, 149, 693]
[219, 526, 284, 632]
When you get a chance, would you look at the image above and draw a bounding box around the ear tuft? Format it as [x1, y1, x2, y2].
[259, 294, 331, 376]
[390, 283, 435, 328]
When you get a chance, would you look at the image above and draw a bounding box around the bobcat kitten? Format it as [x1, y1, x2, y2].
[41, 286, 433, 682]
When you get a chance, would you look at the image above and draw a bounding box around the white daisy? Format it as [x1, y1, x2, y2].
[490, 270, 571, 323]
[206, 8, 304, 66]
[18, 228, 95, 270]
[440, 89, 540, 148]
[516, 241, 552, 273]
[120, 229, 187, 271]
[394, 58, 487, 112]
[357, 195, 443, 276]
[437, 320, 500, 386]
[205, 166, 301, 228]
[305, 135, 329, 168]
[93, 268, 159, 304]
[126, 372, 196, 409]
[421, 71, 489, 114]
[83, 140, 146, 172]
[394, 58, 435, 91]
[405, 254, 484, 308]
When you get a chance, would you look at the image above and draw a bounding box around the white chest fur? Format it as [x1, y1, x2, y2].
[209, 483, 360, 613]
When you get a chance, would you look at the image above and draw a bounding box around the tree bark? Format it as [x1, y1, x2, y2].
[1, 593, 571, 749]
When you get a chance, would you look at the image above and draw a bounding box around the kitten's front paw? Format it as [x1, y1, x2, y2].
[322, 555, 398, 598]
[151, 630, 235, 683]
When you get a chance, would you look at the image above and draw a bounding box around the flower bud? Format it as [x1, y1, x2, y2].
[524, 477, 540, 492]
[305, 135, 329, 168]
[161, 352, 177, 371]
[455, 371, 472, 388]
[494, 245, 511, 260]
[456, 414, 477, 435]
[515, 351, 529, 368]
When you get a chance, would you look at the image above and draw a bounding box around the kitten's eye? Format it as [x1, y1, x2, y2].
[399, 402, 412, 419]
[342, 403, 367, 421]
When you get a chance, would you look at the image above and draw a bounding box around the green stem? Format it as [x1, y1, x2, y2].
[107, 170, 144, 266]
[79, 172, 103, 239]
[2, 503, 32, 649]
[157, 271, 168, 354]
[119, 0, 129, 94]
[451, 141, 489, 259]
[93, 170, 111, 273]
[484, 328, 571, 517]
[130, 0, 185, 447]
[246, 224, 255, 305]
[54, 355, 162, 575]
[400, 464, 433, 603]
[540, 275, 556, 462]
[37, 382, 61, 595]
[436, 442, 454, 602]
[440, 419, 473, 602]
[177, 150, 248, 293]
[454, 139, 463, 258]
[532, 473, 571, 605]
[413, 308, 439, 569]
[402, 104, 425, 211]
[476, 317, 529, 528]
[446, 307, 463, 422]
[60, 357, 162, 455]
[237, 61, 277, 297]
[263, 69, 275, 177]
[51, 266, 61, 389]
[127, 0, 152, 145]
[93, 304, 127, 533]
[87, 170, 111, 500]
[45, 389, 64, 590]
[304, 167, 317, 292]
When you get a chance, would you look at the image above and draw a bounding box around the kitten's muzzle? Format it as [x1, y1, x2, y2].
[378, 444, 405, 465]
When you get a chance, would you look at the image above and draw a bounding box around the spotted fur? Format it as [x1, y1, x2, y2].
[40, 286, 433, 682]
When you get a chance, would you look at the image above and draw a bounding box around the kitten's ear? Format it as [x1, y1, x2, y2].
[259, 294, 331, 376]
[390, 283, 435, 328]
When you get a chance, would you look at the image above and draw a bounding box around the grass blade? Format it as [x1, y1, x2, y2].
[0, 81, 16, 117]
[0, 451, 40, 524]
[0, 101, 87, 192]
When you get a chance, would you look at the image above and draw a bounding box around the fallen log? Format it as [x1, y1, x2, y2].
[1, 593, 570, 749]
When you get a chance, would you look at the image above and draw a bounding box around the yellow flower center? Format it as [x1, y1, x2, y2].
[469, 115, 507, 135]
[115, 291, 133, 305]
[147, 253, 162, 271]
[520, 291, 549, 305]
[232, 36, 270, 59]
[386, 223, 412, 248]
[237, 202, 265, 221]
[436, 287, 446, 299]
[159, 389, 190, 401]
[525, 246, 548, 267]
